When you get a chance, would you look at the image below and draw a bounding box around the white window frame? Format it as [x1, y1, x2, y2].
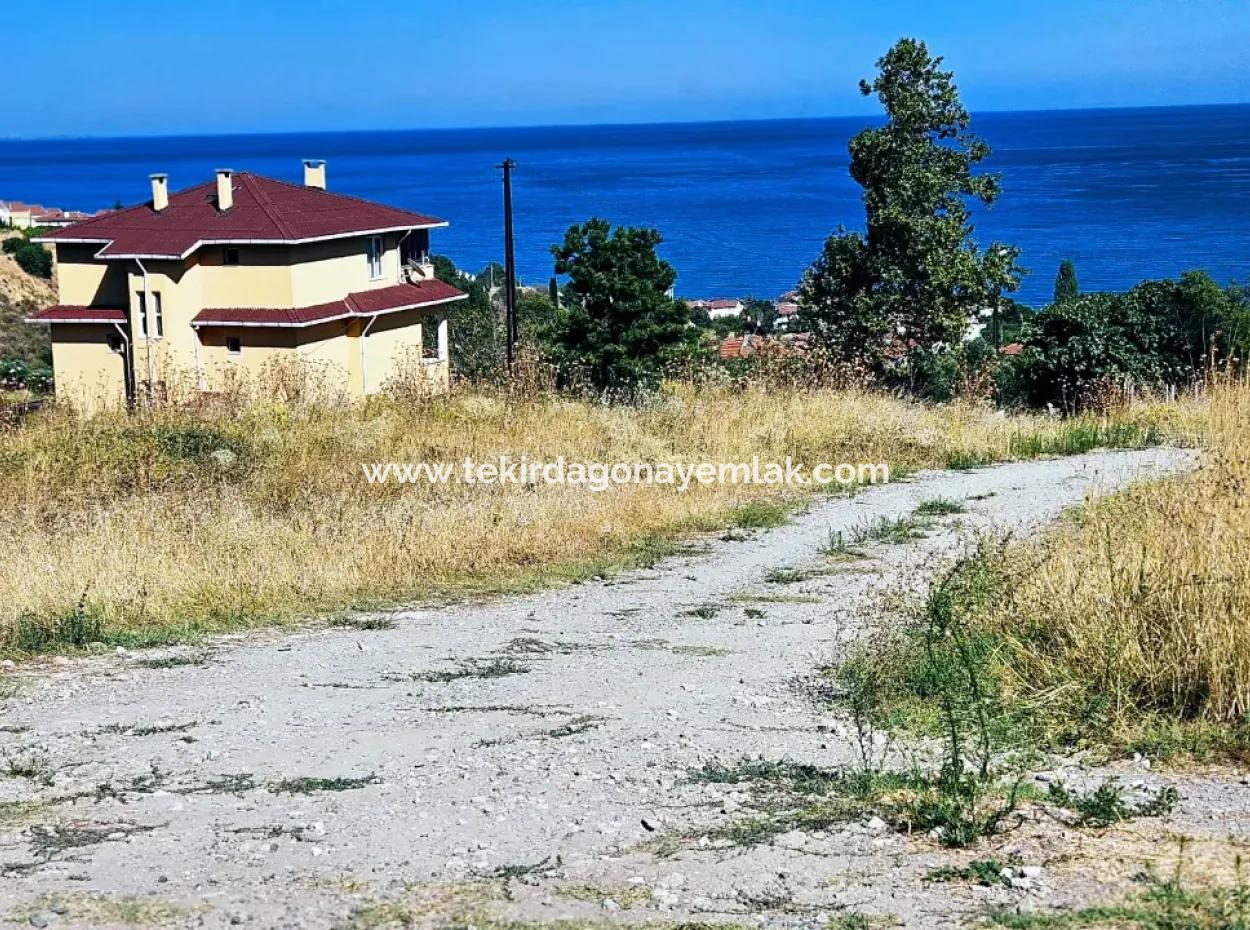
[367, 236, 384, 280]
[136, 290, 163, 340]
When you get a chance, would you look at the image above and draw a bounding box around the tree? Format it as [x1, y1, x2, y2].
[548, 218, 695, 392]
[432, 255, 504, 382]
[742, 297, 778, 335]
[1053, 260, 1079, 303]
[1015, 271, 1250, 411]
[797, 39, 1021, 369]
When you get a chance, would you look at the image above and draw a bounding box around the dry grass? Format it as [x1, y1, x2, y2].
[948, 378, 1250, 756]
[0, 378, 1193, 655]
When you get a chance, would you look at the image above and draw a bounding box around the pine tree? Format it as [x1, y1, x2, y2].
[548, 219, 694, 391]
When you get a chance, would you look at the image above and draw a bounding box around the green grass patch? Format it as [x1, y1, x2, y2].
[926, 858, 1013, 887]
[269, 774, 379, 795]
[913, 498, 966, 516]
[990, 877, 1250, 929]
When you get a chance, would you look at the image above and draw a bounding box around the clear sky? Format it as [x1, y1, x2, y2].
[4, 0, 1248, 138]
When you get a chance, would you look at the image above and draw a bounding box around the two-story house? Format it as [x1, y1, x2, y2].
[27, 161, 465, 411]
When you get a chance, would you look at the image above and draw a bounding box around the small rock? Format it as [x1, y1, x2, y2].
[29, 916, 51, 929]
[1021, 866, 1044, 880]
[1011, 877, 1033, 891]
[866, 816, 888, 832]
[210, 449, 238, 468]
[601, 899, 620, 912]
[720, 799, 741, 815]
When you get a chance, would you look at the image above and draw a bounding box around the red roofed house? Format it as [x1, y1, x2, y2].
[27, 161, 465, 412]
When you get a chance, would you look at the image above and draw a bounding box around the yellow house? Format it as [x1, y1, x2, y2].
[27, 161, 466, 412]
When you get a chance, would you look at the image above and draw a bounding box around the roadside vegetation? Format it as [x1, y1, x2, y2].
[835, 377, 1250, 762]
[0, 374, 1189, 656]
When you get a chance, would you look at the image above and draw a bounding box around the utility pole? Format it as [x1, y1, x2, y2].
[500, 158, 518, 371]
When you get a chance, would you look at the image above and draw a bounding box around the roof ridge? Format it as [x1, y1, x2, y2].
[236, 173, 297, 239]
[251, 172, 442, 220]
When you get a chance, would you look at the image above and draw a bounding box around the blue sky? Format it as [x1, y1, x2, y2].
[4, 0, 1248, 138]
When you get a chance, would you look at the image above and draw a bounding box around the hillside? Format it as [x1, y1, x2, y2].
[0, 231, 54, 366]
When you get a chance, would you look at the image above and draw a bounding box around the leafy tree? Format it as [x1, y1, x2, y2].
[1015, 271, 1250, 411]
[432, 255, 503, 382]
[517, 288, 556, 345]
[797, 38, 1021, 369]
[548, 218, 695, 391]
[1053, 260, 1079, 303]
[742, 297, 778, 335]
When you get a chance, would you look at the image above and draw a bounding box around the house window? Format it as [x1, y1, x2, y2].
[223, 247, 240, 265]
[136, 291, 163, 340]
[226, 337, 241, 356]
[367, 236, 383, 279]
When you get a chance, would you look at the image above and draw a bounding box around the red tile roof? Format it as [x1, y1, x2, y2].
[191, 279, 466, 328]
[37, 172, 446, 259]
[1000, 342, 1024, 356]
[26, 306, 127, 324]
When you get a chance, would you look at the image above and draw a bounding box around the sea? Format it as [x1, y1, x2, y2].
[1, 104, 1248, 307]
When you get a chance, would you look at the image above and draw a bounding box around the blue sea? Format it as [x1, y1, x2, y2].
[2, 105, 1248, 307]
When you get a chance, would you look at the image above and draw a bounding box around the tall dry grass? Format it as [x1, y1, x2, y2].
[0, 377, 1194, 655]
[967, 377, 1250, 753]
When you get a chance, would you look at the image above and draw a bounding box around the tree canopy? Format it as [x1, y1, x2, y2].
[797, 38, 1021, 368]
[1014, 271, 1250, 410]
[1053, 260, 1079, 303]
[547, 219, 695, 392]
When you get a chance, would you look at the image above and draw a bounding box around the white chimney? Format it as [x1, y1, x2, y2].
[216, 168, 234, 211]
[303, 159, 326, 190]
[150, 173, 169, 212]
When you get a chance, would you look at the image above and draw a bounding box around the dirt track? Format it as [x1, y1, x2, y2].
[7, 448, 1241, 930]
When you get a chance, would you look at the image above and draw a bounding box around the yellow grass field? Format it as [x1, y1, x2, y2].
[0, 379, 1197, 656]
[972, 378, 1250, 748]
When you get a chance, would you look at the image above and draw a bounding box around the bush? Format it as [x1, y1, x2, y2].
[1, 238, 21, 255]
[1019, 272, 1250, 411]
[0, 358, 30, 390]
[25, 365, 53, 394]
[13, 241, 52, 278]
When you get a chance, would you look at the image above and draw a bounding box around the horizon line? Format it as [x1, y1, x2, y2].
[4, 100, 1249, 145]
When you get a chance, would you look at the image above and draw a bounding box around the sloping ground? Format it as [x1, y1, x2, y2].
[0, 235, 54, 365]
[1, 449, 1233, 930]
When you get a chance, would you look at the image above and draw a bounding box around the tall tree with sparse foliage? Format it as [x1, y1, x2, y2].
[548, 219, 694, 391]
[798, 38, 1021, 368]
[1053, 260, 1079, 304]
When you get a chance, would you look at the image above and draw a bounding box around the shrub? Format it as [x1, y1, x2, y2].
[0, 358, 30, 390]
[13, 241, 52, 278]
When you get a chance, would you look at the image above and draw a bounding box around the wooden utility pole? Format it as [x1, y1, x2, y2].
[500, 158, 518, 370]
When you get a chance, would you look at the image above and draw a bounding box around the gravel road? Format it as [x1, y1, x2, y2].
[5, 448, 1237, 930]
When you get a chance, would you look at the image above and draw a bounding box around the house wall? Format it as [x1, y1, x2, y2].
[195, 245, 294, 308]
[197, 320, 355, 394]
[364, 307, 427, 393]
[289, 234, 400, 306]
[52, 244, 129, 306]
[47, 323, 128, 414]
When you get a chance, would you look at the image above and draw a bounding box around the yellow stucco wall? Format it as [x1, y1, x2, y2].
[289, 235, 401, 306]
[54, 244, 129, 306]
[47, 324, 128, 414]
